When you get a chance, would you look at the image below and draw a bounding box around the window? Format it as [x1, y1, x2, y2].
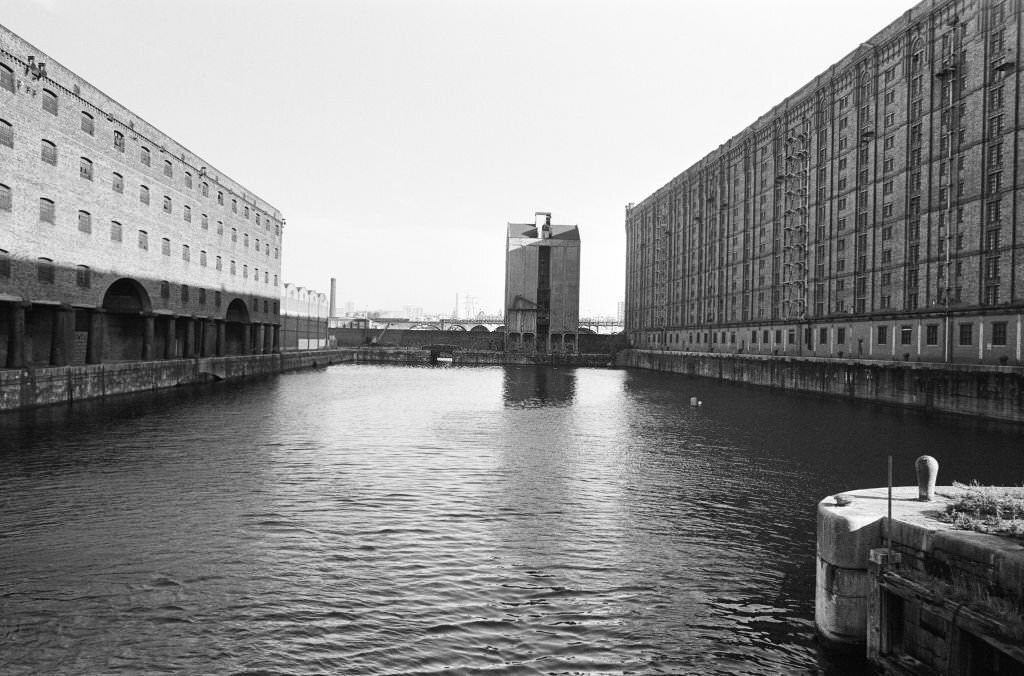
[202, 182, 209, 197]
[883, 181, 893, 195]
[138, 230, 149, 250]
[231, 227, 237, 242]
[198, 288, 206, 305]
[884, 112, 895, 127]
[185, 172, 193, 188]
[244, 205, 249, 219]
[883, 158, 894, 172]
[163, 160, 173, 178]
[244, 233, 249, 248]
[39, 198, 55, 224]
[77, 210, 91, 233]
[114, 130, 124, 152]
[160, 281, 170, 299]
[140, 146, 151, 166]
[163, 195, 172, 214]
[217, 191, 224, 205]
[959, 323, 973, 345]
[217, 220, 223, 235]
[41, 139, 57, 165]
[182, 244, 190, 262]
[112, 172, 123, 193]
[926, 324, 938, 346]
[201, 213, 208, 229]
[76, 265, 91, 288]
[110, 220, 122, 242]
[837, 328, 846, 344]
[232, 198, 238, 214]
[243, 264, 248, 279]
[161, 237, 171, 256]
[819, 327, 828, 345]
[140, 185, 150, 205]
[0, 249, 9, 278]
[37, 257, 54, 283]
[230, 260, 236, 275]
[0, 119, 11, 148]
[79, 157, 93, 180]
[900, 326, 912, 345]
[877, 325, 888, 345]
[992, 322, 1008, 346]
[81, 111, 94, 135]
[42, 89, 57, 115]
[200, 250, 207, 267]
[216, 255, 222, 271]
[181, 285, 190, 302]
[0, 64, 13, 93]
[183, 205, 191, 222]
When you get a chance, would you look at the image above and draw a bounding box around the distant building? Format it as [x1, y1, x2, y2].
[280, 283, 329, 349]
[504, 212, 580, 353]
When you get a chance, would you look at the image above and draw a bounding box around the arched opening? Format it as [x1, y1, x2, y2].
[225, 298, 250, 355]
[470, 325, 489, 332]
[101, 278, 152, 361]
[447, 325, 467, 331]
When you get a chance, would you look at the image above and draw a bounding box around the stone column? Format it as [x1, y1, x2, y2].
[141, 313, 156, 361]
[272, 324, 281, 354]
[49, 304, 74, 366]
[199, 319, 211, 357]
[183, 317, 195, 358]
[86, 309, 105, 364]
[241, 324, 251, 355]
[6, 301, 28, 369]
[164, 316, 177, 359]
[254, 323, 266, 355]
[263, 323, 274, 354]
[215, 320, 225, 357]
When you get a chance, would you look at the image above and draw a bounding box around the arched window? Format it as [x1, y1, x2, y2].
[139, 184, 150, 205]
[163, 159, 172, 178]
[42, 89, 57, 115]
[78, 210, 92, 233]
[0, 119, 12, 148]
[161, 237, 170, 255]
[110, 220, 122, 242]
[183, 205, 191, 222]
[40, 139, 56, 165]
[76, 265, 91, 288]
[112, 172, 123, 193]
[0, 64, 13, 93]
[163, 195, 172, 213]
[0, 183, 10, 211]
[160, 280, 170, 298]
[79, 157, 93, 180]
[140, 146, 150, 166]
[39, 198, 55, 224]
[37, 258, 54, 283]
[80, 111, 94, 135]
[114, 130, 124, 152]
[138, 230, 148, 250]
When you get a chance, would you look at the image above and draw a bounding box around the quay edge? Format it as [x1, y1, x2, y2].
[620, 348, 1024, 424]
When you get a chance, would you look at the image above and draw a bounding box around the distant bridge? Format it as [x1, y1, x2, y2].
[365, 319, 624, 334]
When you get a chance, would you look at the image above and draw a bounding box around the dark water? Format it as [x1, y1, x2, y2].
[1, 365, 1021, 675]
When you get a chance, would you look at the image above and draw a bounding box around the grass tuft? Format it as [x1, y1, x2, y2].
[940, 481, 1024, 539]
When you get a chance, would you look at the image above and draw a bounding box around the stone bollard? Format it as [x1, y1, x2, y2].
[915, 455, 939, 501]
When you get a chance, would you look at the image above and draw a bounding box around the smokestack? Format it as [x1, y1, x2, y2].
[329, 277, 337, 319]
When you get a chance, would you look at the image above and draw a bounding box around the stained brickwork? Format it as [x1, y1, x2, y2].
[625, 0, 1024, 365]
[0, 23, 284, 365]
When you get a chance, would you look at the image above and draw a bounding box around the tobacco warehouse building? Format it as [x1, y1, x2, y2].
[0, 24, 284, 368]
[625, 0, 1024, 365]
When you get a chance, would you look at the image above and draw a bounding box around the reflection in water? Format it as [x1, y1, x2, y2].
[1, 364, 1021, 674]
[502, 365, 576, 407]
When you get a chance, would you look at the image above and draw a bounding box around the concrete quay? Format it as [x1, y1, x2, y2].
[817, 485, 1024, 672]
[623, 349, 1024, 424]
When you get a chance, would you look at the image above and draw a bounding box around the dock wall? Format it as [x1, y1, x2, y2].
[622, 349, 1024, 424]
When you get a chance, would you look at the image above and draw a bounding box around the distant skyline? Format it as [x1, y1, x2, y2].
[2, 0, 921, 317]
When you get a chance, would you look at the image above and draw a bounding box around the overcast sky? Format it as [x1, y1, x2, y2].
[2, 0, 920, 318]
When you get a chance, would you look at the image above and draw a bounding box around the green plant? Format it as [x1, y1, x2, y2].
[941, 481, 1024, 539]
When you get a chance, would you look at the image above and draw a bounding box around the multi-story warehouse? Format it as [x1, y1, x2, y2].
[0, 24, 283, 367]
[626, 0, 1024, 365]
[505, 212, 581, 353]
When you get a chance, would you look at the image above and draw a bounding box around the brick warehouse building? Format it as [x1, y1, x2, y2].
[625, 0, 1024, 366]
[0, 24, 283, 368]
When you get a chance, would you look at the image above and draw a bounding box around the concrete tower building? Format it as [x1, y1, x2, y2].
[504, 212, 580, 353]
[0, 24, 283, 367]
